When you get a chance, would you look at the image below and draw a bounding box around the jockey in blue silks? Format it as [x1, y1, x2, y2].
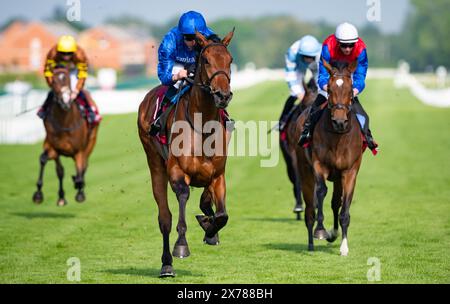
[279, 35, 321, 131]
[298, 22, 378, 153]
[150, 11, 220, 135]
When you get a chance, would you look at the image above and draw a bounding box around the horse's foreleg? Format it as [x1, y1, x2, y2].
[196, 188, 220, 245]
[339, 167, 359, 256]
[312, 163, 329, 240]
[327, 180, 342, 243]
[32, 151, 49, 204]
[204, 175, 228, 245]
[73, 153, 86, 203]
[169, 166, 191, 259]
[55, 157, 67, 207]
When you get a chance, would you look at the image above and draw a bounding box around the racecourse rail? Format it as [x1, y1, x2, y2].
[0, 66, 449, 144]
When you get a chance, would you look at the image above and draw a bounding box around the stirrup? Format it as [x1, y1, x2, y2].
[149, 119, 161, 136]
[298, 130, 310, 147]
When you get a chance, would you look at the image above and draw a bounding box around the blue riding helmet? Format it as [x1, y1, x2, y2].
[178, 11, 208, 35]
[298, 35, 321, 57]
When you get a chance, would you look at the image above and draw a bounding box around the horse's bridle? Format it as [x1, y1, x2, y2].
[189, 42, 232, 95]
[47, 68, 84, 132]
[176, 43, 233, 135]
[327, 73, 353, 112]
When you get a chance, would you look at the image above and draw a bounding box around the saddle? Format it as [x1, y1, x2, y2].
[150, 85, 234, 161]
[76, 92, 101, 126]
[37, 91, 101, 127]
[302, 101, 375, 154]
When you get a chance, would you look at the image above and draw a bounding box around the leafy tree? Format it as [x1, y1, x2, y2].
[394, 0, 450, 71]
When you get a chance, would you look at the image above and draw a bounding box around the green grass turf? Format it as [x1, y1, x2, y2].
[0, 79, 449, 283]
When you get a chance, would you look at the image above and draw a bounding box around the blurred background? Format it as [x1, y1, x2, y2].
[0, 0, 449, 142]
[0, 1, 449, 283]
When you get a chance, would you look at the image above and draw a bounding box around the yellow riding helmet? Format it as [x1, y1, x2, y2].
[57, 35, 77, 53]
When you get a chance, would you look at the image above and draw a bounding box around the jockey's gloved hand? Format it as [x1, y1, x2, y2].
[186, 64, 196, 75]
[185, 64, 196, 82]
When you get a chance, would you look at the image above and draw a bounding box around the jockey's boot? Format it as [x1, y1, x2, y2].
[298, 94, 327, 147]
[365, 129, 378, 151]
[78, 91, 98, 125]
[86, 106, 97, 124]
[353, 96, 378, 153]
[149, 86, 177, 136]
[149, 96, 171, 136]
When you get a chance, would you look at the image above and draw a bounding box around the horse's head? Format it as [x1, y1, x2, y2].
[194, 29, 234, 109]
[301, 68, 318, 108]
[51, 67, 72, 110]
[323, 59, 357, 132]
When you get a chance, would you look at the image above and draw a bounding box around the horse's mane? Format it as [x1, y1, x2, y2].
[330, 60, 349, 72]
[194, 34, 222, 53]
[306, 77, 318, 93]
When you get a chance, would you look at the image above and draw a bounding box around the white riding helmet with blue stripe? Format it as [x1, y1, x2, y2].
[298, 35, 321, 57]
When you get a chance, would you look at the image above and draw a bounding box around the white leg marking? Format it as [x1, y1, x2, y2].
[340, 238, 349, 256]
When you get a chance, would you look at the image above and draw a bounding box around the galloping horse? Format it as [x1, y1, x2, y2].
[280, 75, 317, 220]
[32, 67, 99, 206]
[293, 60, 364, 255]
[137, 30, 234, 277]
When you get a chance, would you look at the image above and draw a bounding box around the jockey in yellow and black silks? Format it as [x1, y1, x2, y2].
[39, 35, 100, 124]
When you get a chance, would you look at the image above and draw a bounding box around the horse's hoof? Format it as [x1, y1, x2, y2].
[75, 192, 85, 203]
[159, 265, 175, 278]
[308, 244, 314, 251]
[57, 198, 67, 207]
[314, 229, 329, 240]
[32, 191, 43, 204]
[172, 244, 190, 258]
[326, 229, 339, 243]
[204, 233, 219, 245]
[294, 212, 302, 221]
[293, 206, 304, 213]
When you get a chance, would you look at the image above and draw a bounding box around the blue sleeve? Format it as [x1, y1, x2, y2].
[318, 45, 330, 90]
[157, 32, 177, 86]
[353, 49, 368, 93]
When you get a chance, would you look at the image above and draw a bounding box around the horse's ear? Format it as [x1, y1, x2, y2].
[322, 59, 333, 75]
[222, 27, 235, 47]
[195, 31, 209, 48]
[348, 60, 358, 73]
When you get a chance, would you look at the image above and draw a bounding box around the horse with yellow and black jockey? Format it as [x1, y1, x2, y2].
[38, 35, 100, 125]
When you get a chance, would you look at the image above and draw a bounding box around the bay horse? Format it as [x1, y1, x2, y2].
[137, 30, 234, 277]
[280, 76, 317, 220]
[293, 60, 363, 255]
[32, 67, 99, 206]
